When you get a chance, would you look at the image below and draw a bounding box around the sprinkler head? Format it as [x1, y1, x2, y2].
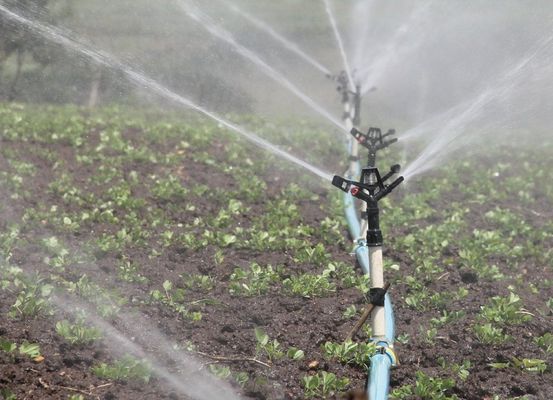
[328, 70, 353, 97]
[350, 127, 398, 167]
[332, 166, 403, 246]
[332, 166, 404, 203]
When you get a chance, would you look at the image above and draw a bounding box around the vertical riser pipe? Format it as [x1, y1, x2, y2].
[369, 246, 385, 339]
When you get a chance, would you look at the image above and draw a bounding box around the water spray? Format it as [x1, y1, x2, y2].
[180, 1, 345, 131]
[0, 3, 333, 183]
[225, 2, 331, 76]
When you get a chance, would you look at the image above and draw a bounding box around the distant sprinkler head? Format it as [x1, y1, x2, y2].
[350, 127, 399, 167]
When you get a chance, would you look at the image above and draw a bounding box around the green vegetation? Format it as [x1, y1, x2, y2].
[55, 319, 103, 346]
[92, 355, 152, 383]
[302, 371, 350, 398]
[0, 104, 552, 398]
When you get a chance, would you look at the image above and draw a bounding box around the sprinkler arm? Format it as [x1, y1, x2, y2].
[332, 166, 403, 202]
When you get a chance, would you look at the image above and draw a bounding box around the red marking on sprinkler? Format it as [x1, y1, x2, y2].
[350, 186, 359, 196]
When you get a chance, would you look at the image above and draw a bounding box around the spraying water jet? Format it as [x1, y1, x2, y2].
[179, 0, 346, 131]
[224, 1, 331, 75]
[0, 3, 333, 183]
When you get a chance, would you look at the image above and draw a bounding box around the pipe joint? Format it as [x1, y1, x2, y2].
[372, 342, 399, 367]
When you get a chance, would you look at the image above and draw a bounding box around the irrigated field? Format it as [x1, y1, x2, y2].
[1, 104, 552, 400]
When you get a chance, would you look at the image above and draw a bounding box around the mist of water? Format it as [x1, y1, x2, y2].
[179, 1, 345, 132]
[0, 4, 333, 182]
[225, 2, 331, 76]
[402, 32, 553, 180]
[45, 291, 242, 400]
[322, 0, 354, 87]
[350, 0, 374, 72]
[359, 2, 434, 95]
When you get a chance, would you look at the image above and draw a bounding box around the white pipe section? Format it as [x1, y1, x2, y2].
[369, 246, 386, 339]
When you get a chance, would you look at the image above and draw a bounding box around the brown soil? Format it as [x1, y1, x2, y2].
[0, 115, 552, 400]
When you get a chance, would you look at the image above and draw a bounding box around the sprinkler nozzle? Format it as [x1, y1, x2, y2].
[381, 164, 401, 183]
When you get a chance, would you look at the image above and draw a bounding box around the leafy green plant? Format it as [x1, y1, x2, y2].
[56, 320, 103, 346]
[229, 263, 280, 296]
[254, 328, 284, 362]
[534, 332, 553, 353]
[480, 292, 532, 325]
[286, 347, 305, 361]
[473, 323, 511, 345]
[9, 275, 53, 319]
[283, 268, 336, 298]
[208, 365, 249, 388]
[322, 340, 376, 368]
[0, 388, 17, 400]
[302, 371, 349, 398]
[0, 338, 17, 354]
[430, 310, 466, 327]
[118, 258, 148, 284]
[391, 371, 457, 400]
[182, 273, 214, 292]
[438, 358, 471, 381]
[92, 355, 151, 382]
[19, 342, 41, 359]
[342, 305, 357, 319]
[490, 357, 548, 374]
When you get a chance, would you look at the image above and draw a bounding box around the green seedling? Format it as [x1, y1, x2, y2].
[534, 332, 553, 353]
[56, 320, 103, 346]
[229, 263, 281, 296]
[287, 347, 305, 361]
[9, 275, 54, 319]
[92, 355, 151, 383]
[254, 327, 284, 362]
[480, 292, 532, 325]
[19, 342, 41, 359]
[473, 323, 511, 345]
[322, 340, 376, 368]
[0, 388, 17, 400]
[302, 371, 350, 398]
[283, 267, 336, 298]
[391, 371, 457, 400]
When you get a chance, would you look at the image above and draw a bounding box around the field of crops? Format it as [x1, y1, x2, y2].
[1, 104, 552, 400]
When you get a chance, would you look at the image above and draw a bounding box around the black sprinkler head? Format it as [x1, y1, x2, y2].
[350, 127, 399, 167]
[332, 166, 404, 246]
[332, 166, 403, 202]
